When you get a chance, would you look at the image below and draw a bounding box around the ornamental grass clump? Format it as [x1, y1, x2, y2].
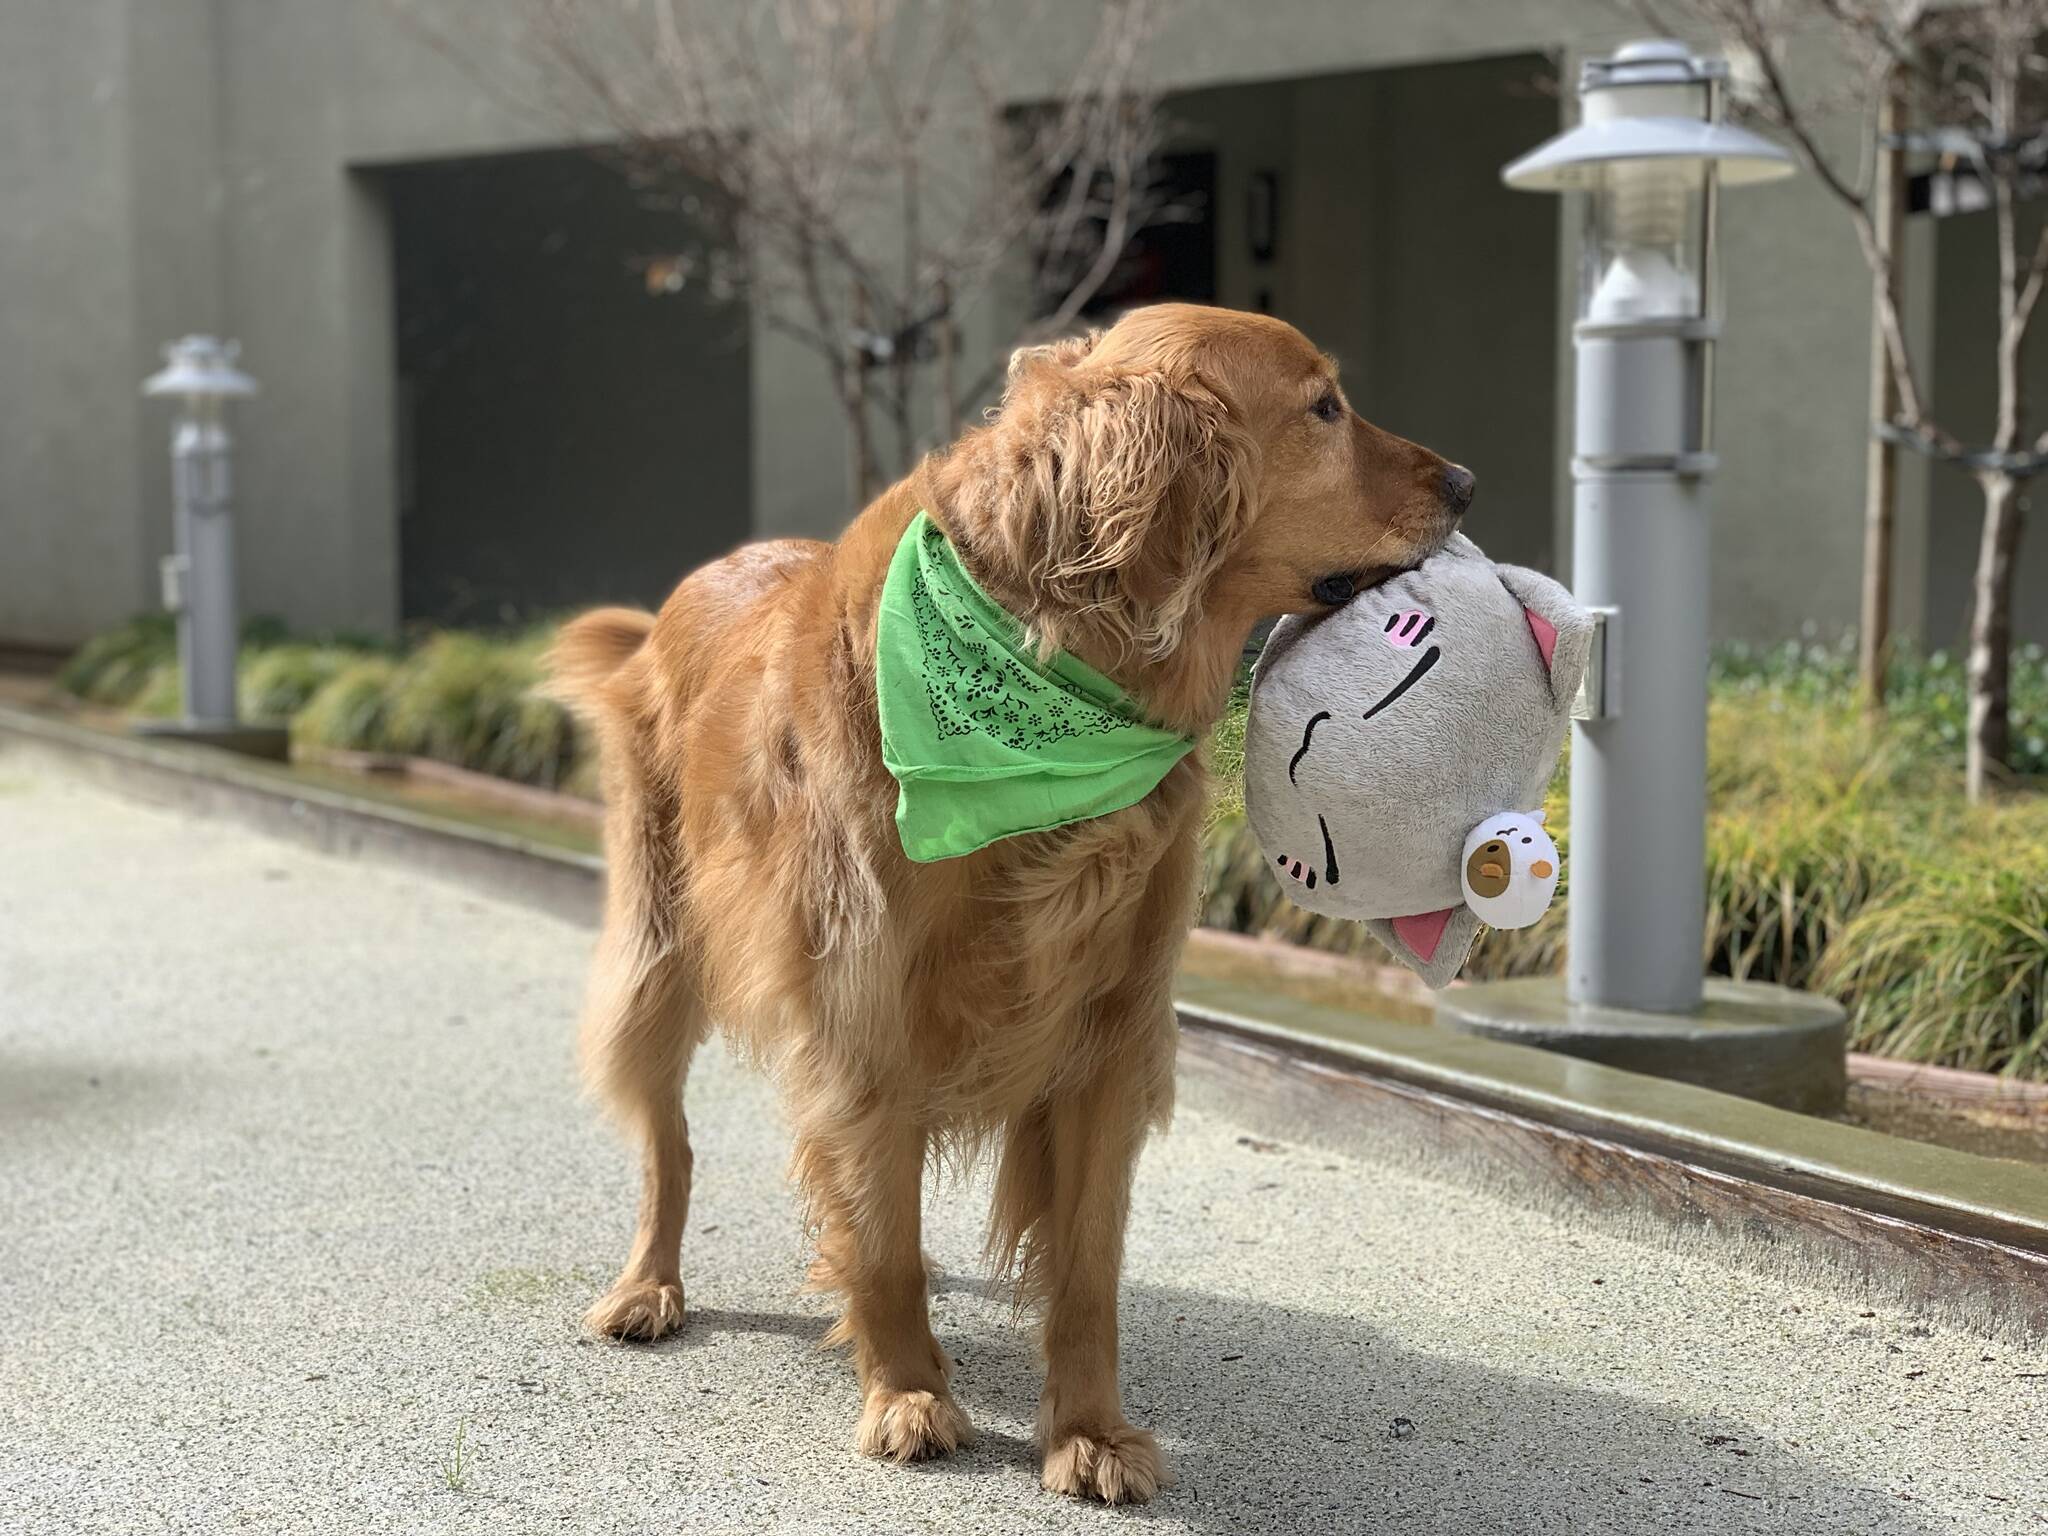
[379, 631, 580, 789]
[1820, 806, 2048, 1078]
[129, 660, 184, 719]
[291, 656, 403, 754]
[240, 644, 358, 722]
[55, 615, 176, 707]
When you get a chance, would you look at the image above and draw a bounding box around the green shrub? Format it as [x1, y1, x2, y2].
[60, 610, 2045, 1074]
[1205, 677, 1251, 832]
[292, 656, 403, 753]
[56, 615, 177, 707]
[57, 615, 388, 719]
[240, 645, 357, 722]
[1823, 851, 2048, 1078]
[129, 660, 184, 719]
[379, 631, 580, 788]
[1713, 635, 2048, 776]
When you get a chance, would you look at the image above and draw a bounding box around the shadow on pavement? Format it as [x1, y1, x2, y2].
[650, 1280, 1939, 1535]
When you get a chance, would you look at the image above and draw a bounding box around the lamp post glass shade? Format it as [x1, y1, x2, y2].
[1581, 159, 1709, 324]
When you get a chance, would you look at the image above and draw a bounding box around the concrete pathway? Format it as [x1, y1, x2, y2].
[0, 761, 2041, 1534]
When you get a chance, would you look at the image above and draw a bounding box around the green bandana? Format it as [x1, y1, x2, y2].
[876, 511, 1197, 862]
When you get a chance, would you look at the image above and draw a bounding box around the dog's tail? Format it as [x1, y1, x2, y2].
[547, 606, 656, 713]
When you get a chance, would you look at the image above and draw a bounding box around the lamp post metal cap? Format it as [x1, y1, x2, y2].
[143, 336, 258, 399]
[1502, 117, 1796, 192]
[1584, 38, 1724, 90]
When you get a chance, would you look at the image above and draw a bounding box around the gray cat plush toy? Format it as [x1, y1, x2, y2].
[1243, 534, 1594, 988]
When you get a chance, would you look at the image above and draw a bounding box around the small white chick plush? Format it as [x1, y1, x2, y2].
[1460, 811, 1559, 931]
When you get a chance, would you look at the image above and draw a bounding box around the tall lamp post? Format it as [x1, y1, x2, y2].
[1437, 40, 1848, 1110]
[139, 337, 284, 759]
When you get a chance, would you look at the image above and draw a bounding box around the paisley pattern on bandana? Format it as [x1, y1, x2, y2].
[906, 519, 1129, 751]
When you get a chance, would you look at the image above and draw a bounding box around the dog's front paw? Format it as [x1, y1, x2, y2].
[1041, 1421, 1167, 1505]
[584, 1279, 685, 1341]
[856, 1387, 974, 1463]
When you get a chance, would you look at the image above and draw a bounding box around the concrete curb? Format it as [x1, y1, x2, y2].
[0, 704, 602, 927]
[7, 700, 2045, 1335]
[1177, 977, 2048, 1254]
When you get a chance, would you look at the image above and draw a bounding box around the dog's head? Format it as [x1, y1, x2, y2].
[929, 303, 1471, 727]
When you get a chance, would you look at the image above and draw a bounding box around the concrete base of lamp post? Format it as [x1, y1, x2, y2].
[133, 718, 290, 763]
[1436, 976, 1847, 1113]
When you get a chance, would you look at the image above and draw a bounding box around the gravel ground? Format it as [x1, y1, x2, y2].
[0, 760, 2041, 1535]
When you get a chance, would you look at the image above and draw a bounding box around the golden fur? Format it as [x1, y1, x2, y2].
[552, 303, 1466, 1503]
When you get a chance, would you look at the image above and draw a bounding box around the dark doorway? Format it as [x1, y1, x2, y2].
[385, 149, 751, 626]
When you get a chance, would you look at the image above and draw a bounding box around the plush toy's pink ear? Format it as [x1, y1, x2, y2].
[1390, 907, 1456, 962]
[1497, 563, 1594, 711]
[1524, 608, 1559, 675]
[1365, 908, 1484, 988]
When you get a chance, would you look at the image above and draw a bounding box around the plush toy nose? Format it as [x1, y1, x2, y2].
[1382, 608, 1436, 650]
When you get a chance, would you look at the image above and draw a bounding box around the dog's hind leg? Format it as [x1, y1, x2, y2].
[581, 933, 706, 1342]
[579, 766, 708, 1343]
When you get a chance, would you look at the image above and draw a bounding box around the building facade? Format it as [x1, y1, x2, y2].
[2, 0, 2038, 650]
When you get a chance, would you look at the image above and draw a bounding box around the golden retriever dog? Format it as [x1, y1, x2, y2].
[551, 302, 1470, 1504]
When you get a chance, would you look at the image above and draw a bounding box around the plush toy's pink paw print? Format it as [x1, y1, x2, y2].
[1383, 608, 1436, 649]
[1274, 852, 1320, 891]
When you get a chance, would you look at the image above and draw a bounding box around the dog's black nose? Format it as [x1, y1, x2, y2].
[1442, 464, 1476, 516]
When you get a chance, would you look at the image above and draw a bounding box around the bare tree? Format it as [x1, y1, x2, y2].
[1862, 62, 1908, 723]
[1644, 0, 2045, 798]
[405, 0, 1181, 503]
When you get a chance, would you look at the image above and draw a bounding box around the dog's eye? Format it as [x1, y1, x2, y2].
[1311, 391, 1343, 424]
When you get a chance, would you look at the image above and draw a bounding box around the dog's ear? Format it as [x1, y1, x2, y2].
[992, 353, 1258, 661]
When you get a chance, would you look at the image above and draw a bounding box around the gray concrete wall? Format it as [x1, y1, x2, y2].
[0, 2, 149, 648]
[211, 1, 426, 638]
[127, 0, 230, 615]
[1708, 153, 1878, 641]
